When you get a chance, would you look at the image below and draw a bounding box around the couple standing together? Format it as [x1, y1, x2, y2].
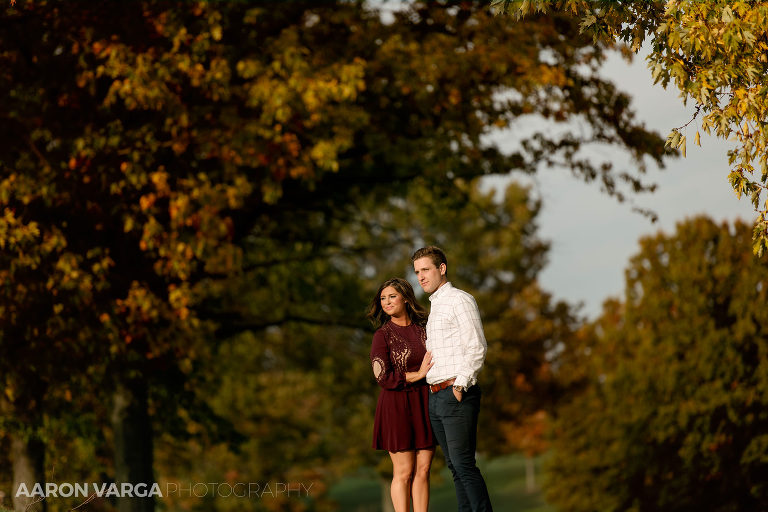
[367, 246, 493, 512]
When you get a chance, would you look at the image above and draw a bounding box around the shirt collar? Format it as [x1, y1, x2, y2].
[429, 281, 452, 302]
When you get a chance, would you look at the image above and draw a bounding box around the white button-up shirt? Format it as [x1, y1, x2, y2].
[425, 282, 487, 388]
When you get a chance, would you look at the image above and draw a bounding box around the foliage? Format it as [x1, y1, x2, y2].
[0, 0, 671, 508]
[148, 2, 670, 503]
[545, 217, 768, 511]
[496, 0, 768, 255]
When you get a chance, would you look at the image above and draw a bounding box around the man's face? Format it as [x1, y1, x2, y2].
[413, 256, 446, 294]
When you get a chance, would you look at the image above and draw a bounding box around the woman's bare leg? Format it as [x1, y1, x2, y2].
[389, 450, 416, 512]
[411, 448, 434, 512]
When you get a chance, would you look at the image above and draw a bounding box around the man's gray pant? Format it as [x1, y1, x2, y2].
[429, 385, 493, 512]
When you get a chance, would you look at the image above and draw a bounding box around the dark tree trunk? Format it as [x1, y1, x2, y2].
[111, 377, 154, 512]
[11, 434, 46, 512]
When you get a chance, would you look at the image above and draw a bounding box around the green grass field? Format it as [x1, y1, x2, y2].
[329, 454, 555, 512]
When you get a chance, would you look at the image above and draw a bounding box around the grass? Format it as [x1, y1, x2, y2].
[329, 454, 555, 512]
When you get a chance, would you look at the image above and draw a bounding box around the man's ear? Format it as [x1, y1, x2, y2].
[440, 263, 447, 276]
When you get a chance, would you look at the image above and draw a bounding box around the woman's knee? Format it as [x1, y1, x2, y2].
[413, 469, 430, 483]
[391, 460, 415, 483]
[414, 461, 432, 478]
[392, 468, 414, 485]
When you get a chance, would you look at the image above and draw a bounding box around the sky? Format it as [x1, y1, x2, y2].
[491, 49, 754, 319]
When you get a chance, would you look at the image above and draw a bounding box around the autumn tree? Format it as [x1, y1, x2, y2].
[0, 1, 370, 509]
[545, 217, 768, 511]
[1, 1, 670, 510]
[497, 0, 768, 255]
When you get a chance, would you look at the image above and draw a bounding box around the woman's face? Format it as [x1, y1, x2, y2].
[380, 286, 407, 318]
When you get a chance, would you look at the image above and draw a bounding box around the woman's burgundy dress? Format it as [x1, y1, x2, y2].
[370, 321, 436, 452]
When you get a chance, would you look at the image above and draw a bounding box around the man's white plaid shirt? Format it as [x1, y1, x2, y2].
[425, 282, 487, 388]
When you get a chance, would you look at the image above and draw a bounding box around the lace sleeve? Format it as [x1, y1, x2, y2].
[370, 329, 405, 390]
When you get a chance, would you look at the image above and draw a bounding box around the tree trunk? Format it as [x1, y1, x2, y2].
[525, 455, 536, 493]
[111, 377, 154, 512]
[11, 434, 46, 512]
[380, 478, 394, 512]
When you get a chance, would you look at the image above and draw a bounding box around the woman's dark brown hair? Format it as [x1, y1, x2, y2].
[366, 277, 428, 329]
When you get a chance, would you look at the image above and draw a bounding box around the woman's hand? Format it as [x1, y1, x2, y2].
[405, 351, 433, 383]
[418, 351, 433, 379]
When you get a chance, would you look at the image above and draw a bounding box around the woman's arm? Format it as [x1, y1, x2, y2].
[370, 330, 406, 390]
[405, 351, 433, 382]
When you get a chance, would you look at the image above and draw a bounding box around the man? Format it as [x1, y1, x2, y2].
[412, 246, 493, 512]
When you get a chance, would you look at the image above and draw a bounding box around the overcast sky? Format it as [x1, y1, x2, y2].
[492, 49, 753, 319]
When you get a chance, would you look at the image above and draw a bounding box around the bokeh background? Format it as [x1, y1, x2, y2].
[1, 1, 766, 511]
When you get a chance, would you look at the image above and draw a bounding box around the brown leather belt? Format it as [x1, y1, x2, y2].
[429, 378, 455, 394]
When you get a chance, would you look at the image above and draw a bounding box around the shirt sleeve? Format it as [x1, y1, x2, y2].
[370, 329, 406, 390]
[452, 294, 487, 389]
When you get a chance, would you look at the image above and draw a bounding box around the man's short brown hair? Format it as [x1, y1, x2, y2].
[411, 246, 448, 269]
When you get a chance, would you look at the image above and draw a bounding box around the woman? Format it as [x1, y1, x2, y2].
[367, 277, 436, 512]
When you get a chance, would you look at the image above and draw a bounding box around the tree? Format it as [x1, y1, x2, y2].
[496, 0, 768, 255]
[0, 1, 670, 509]
[545, 217, 768, 511]
[2, 1, 370, 508]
